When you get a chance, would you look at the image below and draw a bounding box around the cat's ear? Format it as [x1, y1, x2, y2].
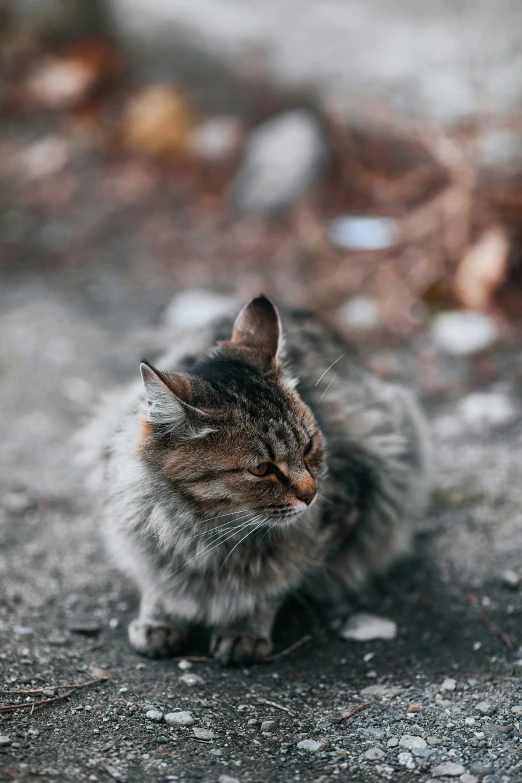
[231, 295, 282, 362]
[140, 361, 205, 426]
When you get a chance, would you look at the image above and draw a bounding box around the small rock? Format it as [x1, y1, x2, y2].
[164, 711, 194, 726]
[387, 737, 398, 748]
[13, 626, 33, 635]
[67, 619, 101, 636]
[327, 216, 398, 251]
[0, 736, 11, 747]
[475, 700, 496, 716]
[145, 709, 164, 723]
[399, 734, 427, 750]
[260, 720, 276, 731]
[192, 727, 215, 740]
[407, 705, 423, 713]
[456, 392, 516, 428]
[177, 659, 193, 671]
[431, 762, 466, 777]
[3, 491, 31, 514]
[339, 613, 397, 642]
[180, 673, 204, 687]
[427, 736, 442, 745]
[441, 677, 456, 691]
[232, 109, 326, 214]
[364, 747, 385, 760]
[339, 297, 382, 331]
[109, 618, 119, 629]
[432, 311, 498, 356]
[164, 289, 238, 332]
[468, 765, 494, 778]
[460, 775, 478, 783]
[209, 748, 223, 756]
[219, 776, 241, 783]
[501, 569, 521, 589]
[360, 684, 404, 699]
[511, 705, 522, 715]
[43, 689, 56, 698]
[297, 739, 325, 753]
[189, 116, 242, 162]
[483, 723, 513, 737]
[398, 752, 415, 770]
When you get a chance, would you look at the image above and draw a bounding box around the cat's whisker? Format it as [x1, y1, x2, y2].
[317, 372, 336, 402]
[315, 353, 346, 387]
[187, 512, 254, 540]
[220, 517, 266, 570]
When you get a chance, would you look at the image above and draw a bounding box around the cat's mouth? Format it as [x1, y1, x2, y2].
[263, 502, 312, 521]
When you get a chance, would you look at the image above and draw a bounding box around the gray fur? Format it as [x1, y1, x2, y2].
[81, 298, 430, 664]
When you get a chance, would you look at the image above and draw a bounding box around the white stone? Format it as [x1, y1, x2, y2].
[0, 736, 11, 747]
[164, 710, 194, 726]
[398, 751, 415, 770]
[190, 116, 242, 162]
[339, 297, 382, 331]
[399, 734, 427, 750]
[431, 311, 498, 356]
[475, 700, 496, 715]
[297, 739, 325, 752]
[145, 709, 163, 722]
[192, 727, 215, 740]
[327, 216, 398, 250]
[441, 677, 456, 691]
[339, 613, 397, 642]
[180, 672, 204, 686]
[164, 289, 238, 331]
[364, 747, 385, 760]
[460, 775, 478, 783]
[232, 110, 326, 213]
[501, 569, 521, 589]
[177, 659, 193, 670]
[456, 392, 516, 428]
[431, 762, 466, 777]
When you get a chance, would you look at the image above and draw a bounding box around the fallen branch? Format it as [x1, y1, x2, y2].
[467, 594, 513, 649]
[171, 635, 312, 666]
[257, 698, 293, 715]
[0, 676, 110, 714]
[331, 702, 369, 724]
[0, 676, 110, 696]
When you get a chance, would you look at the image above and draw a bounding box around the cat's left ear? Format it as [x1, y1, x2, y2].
[231, 295, 282, 365]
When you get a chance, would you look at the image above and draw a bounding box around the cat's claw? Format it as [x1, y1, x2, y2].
[129, 618, 188, 659]
[210, 630, 272, 666]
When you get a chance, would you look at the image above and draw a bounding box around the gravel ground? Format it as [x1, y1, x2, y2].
[1, 116, 522, 783]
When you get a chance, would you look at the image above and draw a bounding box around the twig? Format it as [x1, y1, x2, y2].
[0, 676, 110, 696]
[171, 635, 312, 666]
[0, 676, 110, 714]
[257, 698, 293, 715]
[331, 702, 369, 724]
[467, 594, 513, 649]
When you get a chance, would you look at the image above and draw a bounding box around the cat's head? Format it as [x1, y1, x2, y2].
[138, 295, 325, 527]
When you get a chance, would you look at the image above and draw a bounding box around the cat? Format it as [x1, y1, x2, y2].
[82, 295, 430, 664]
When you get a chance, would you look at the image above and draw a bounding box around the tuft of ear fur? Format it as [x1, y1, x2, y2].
[140, 361, 208, 428]
[231, 295, 282, 362]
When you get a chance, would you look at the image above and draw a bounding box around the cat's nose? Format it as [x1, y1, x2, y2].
[294, 477, 317, 505]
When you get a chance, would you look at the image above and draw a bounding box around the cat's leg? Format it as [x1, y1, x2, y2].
[210, 602, 280, 665]
[128, 588, 189, 659]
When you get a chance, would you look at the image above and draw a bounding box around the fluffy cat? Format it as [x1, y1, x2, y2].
[83, 295, 430, 664]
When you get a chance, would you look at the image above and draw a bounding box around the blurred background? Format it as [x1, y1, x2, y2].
[3, 4, 522, 780]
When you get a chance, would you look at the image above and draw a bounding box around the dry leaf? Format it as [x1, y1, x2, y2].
[120, 86, 194, 159]
[453, 226, 510, 310]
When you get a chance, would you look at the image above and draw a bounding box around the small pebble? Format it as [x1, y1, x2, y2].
[327, 216, 398, 251]
[441, 677, 456, 691]
[297, 739, 325, 752]
[475, 700, 496, 716]
[192, 727, 215, 740]
[460, 776, 478, 783]
[109, 618, 119, 629]
[427, 736, 442, 745]
[432, 310, 497, 355]
[180, 673, 204, 686]
[339, 298, 382, 331]
[387, 737, 398, 748]
[407, 705, 423, 713]
[364, 747, 385, 760]
[13, 626, 33, 635]
[165, 711, 194, 726]
[431, 762, 466, 777]
[511, 705, 522, 715]
[339, 613, 397, 641]
[43, 689, 56, 698]
[177, 659, 193, 671]
[501, 569, 521, 589]
[399, 734, 427, 750]
[219, 776, 241, 783]
[145, 709, 164, 723]
[398, 752, 415, 770]
[260, 720, 275, 731]
[0, 736, 12, 747]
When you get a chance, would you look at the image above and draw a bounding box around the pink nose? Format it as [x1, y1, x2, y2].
[294, 479, 317, 505]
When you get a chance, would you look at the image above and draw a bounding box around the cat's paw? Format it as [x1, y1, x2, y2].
[210, 630, 272, 666]
[129, 618, 188, 659]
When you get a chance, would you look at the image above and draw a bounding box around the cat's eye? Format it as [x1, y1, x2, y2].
[248, 462, 272, 477]
[304, 437, 314, 456]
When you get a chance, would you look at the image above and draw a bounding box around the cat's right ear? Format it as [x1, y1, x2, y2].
[140, 361, 198, 426]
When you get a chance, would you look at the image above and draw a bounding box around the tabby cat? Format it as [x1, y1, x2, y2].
[84, 295, 429, 664]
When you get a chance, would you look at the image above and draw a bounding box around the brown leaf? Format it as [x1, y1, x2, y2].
[453, 226, 510, 310]
[120, 86, 194, 159]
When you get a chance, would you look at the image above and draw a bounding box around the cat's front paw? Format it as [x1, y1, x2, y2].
[210, 630, 272, 666]
[129, 618, 188, 659]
